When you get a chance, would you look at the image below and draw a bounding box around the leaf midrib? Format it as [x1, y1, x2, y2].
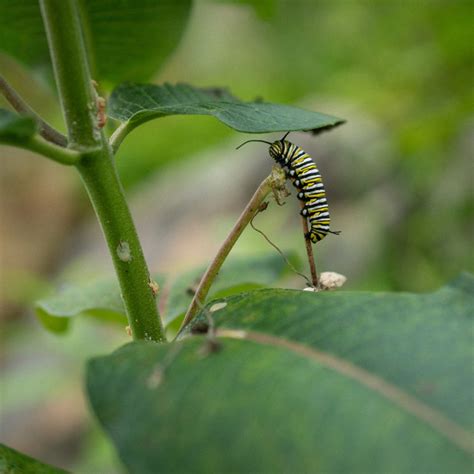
[215, 328, 474, 455]
[111, 101, 265, 122]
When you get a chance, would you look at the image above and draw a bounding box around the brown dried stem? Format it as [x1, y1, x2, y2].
[300, 201, 318, 287]
[0, 75, 68, 147]
[178, 168, 287, 333]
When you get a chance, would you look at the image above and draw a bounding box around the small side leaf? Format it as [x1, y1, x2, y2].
[0, 443, 67, 474]
[108, 82, 344, 134]
[35, 276, 129, 333]
[0, 108, 36, 144]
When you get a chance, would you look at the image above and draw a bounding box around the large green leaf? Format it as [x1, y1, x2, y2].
[0, 108, 36, 144]
[86, 274, 474, 473]
[108, 82, 344, 133]
[0, 443, 67, 474]
[0, 0, 192, 86]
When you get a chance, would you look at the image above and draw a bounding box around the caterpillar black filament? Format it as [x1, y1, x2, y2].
[237, 133, 340, 243]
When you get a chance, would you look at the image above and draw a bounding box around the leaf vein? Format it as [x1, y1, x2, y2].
[216, 328, 474, 455]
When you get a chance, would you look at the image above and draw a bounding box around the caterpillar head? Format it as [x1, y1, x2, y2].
[269, 141, 284, 162]
[236, 132, 291, 164]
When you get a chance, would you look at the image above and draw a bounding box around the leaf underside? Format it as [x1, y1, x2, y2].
[87, 273, 474, 473]
[108, 82, 345, 134]
[35, 276, 129, 333]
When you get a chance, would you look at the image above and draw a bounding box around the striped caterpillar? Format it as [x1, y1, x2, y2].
[238, 133, 340, 243]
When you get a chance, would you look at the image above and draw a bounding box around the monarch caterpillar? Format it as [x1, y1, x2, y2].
[237, 133, 341, 243]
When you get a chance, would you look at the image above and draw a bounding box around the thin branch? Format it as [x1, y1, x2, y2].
[26, 135, 80, 165]
[0, 75, 68, 147]
[300, 201, 319, 287]
[2, 134, 80, 165]
[178, 168, 287, 333]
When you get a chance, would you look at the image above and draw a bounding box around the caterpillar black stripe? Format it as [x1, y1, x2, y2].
[237, 133, 341, 243]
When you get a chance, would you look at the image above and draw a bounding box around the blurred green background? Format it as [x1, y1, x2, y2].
[1, 0, 472, 471]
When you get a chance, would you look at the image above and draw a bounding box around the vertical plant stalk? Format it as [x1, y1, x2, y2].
[40, 0, 165, 342]
[39, 0, 99, 150]
[300, 201, 318, 287]
[179, 170, 286, 332]
[78, 151, 165, 342]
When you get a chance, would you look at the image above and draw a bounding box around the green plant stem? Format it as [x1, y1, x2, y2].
[0, 75, 68, 147]
[39, 0, 99, 150]
[40, 0, 165, 342]
[78, 150, 166, 342]
[179, 170, 286, 332]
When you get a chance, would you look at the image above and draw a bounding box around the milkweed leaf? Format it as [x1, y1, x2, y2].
[86, 273, 474, 473]
[109, 82, 345, 134]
